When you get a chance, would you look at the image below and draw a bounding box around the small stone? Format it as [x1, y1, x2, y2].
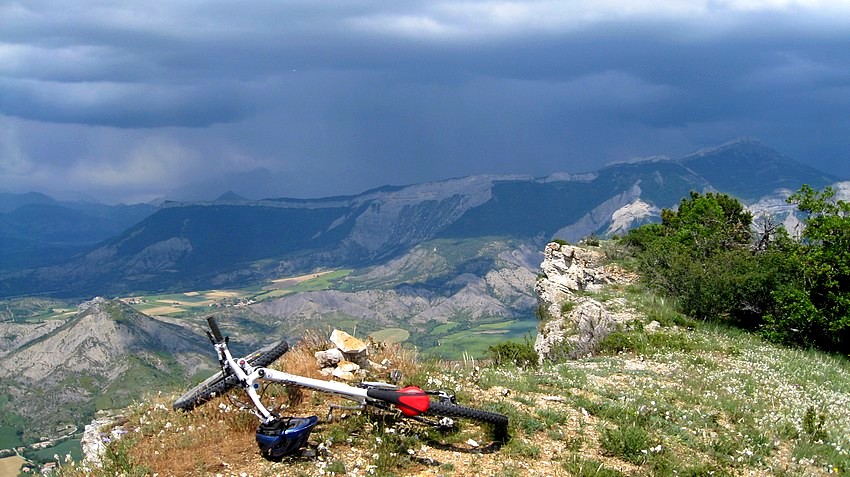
[332, 369, 357, 381]
[336, 360, 360, 373]
[315, 348, 344, 367]
[367, 360, 386, 372]
[466, 438, 479, 447]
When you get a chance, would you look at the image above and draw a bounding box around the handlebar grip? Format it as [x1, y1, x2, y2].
[207, 316, 224, 343]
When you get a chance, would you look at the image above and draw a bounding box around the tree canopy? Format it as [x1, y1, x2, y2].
[624, 186, 850, 353]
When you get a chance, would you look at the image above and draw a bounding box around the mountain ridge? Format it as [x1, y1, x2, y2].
[0, 139, 843, 299]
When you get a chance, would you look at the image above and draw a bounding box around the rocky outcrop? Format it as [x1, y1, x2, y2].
[605, 199, 661, 236]
[81, 411, 127, 469]
[315, 330, 389, 381]
[534, 242, 638, 361]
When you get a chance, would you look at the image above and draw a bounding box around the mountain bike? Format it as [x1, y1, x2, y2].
[173, 317, 509, 460]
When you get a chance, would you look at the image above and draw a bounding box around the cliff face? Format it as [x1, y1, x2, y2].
[533, 242, 638, 361]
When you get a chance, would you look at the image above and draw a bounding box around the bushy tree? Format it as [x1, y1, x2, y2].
[487, 337, 538, 368]
[625, 185, 849, 353]
[660, 191, 753, 258]
[624, 192, 776, 321]
[764, 185, 850, 350]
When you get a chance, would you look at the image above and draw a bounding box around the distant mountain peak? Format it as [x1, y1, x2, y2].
[215, 190, 249, 202]
[678, 137, 840, 202]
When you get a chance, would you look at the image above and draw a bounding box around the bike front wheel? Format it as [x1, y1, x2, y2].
[173, 338, 290, 411]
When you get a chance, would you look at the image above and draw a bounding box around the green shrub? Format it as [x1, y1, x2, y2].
[535, 304, 552, 322]
[600, 424, 653, 465]
[583, 235, 601, 247]
[488, 338, 538, 368]
[597, 331, 644, 355]
[802, 405, 827, 441]
[622, 186, 850, 354]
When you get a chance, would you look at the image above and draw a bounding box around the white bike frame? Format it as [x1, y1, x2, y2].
[213, 340, 372, 424]
[185, 317, 509, 445]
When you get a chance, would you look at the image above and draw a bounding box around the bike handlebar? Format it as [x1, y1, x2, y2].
[207, 316, 224, 343]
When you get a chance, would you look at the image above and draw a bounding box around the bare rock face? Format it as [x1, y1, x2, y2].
[81, 411, 126, 469]
[535, 242, 611, 309]
[534, 242, 638, 362]
[536, 296, 635, 360]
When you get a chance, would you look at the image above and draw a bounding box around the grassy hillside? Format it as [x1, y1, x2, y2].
[52, 286, 850, 477]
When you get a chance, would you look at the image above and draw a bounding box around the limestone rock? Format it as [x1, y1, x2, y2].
[329, 329, 370, 366]
[368, 360, 387, 372]
[330, 330, 367, 354]
[536, 296, 634, 360]
[332, 368, 357, 381]
[534, 242, 639, 362]
[81, 412, 125, 468]
[336, 360, 360, 373]
[315, 348, 344, 368]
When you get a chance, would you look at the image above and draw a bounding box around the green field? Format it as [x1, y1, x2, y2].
[369, 328, 410, 344]
[287, 270, 353, 292]
[0, 425, 22, 450]
[431, 322, 460, 334]
[28, 438, 82, 463]
[124, 269, 353, 317]
[425, 319, 537, 360]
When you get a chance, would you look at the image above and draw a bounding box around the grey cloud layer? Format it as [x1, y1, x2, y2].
[2, 1, 849, 202]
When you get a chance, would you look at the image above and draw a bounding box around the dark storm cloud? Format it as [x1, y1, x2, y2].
[2, 1, 850, 202]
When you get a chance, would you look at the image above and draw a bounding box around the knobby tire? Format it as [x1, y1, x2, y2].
[424, 400, 509, 438]
[173, 339, 290, 411]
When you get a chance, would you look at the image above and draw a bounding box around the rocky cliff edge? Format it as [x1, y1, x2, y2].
[533, 242, 639, 361]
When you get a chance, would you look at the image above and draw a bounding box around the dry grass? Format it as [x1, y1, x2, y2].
[205, 290, 242, 299]
[127, 397, 258, 475]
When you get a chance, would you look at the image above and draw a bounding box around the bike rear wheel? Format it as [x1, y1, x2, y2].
[425, 401, 508, 427]
[173, 339, 290, 411]
[424, 400, 509, 441]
